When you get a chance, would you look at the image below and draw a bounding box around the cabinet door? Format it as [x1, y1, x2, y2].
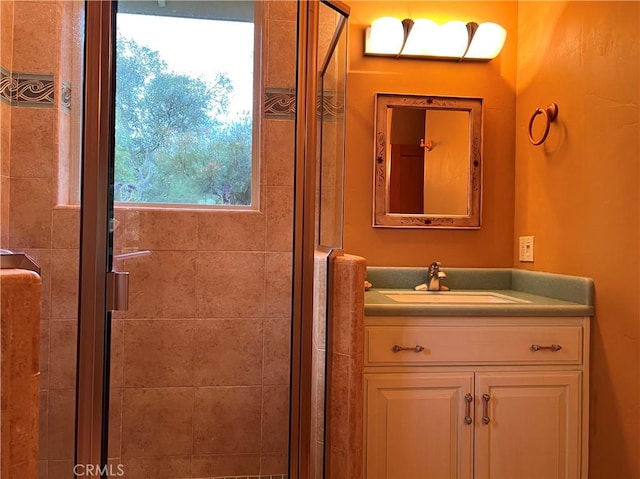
[365, 373, 474, 479]
[475, 371, 581, 479]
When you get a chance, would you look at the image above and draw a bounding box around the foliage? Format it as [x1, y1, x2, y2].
[114, 37, 253, 205]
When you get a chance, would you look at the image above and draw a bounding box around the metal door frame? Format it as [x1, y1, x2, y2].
[75, 0, 116, 472]
[290, 2, 349, 478]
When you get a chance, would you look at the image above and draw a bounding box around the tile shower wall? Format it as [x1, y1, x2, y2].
[0, 1, 14, 248]
[1, 1, 297, 478]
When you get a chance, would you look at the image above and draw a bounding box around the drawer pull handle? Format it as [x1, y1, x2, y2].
[464, 393, 473, 425]
[392, 344, 424, 353]
[482, 394, 491, 424]
[530, 344, 562, 352]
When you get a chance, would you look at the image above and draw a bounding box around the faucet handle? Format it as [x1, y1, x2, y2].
[437, 271, 447, 279]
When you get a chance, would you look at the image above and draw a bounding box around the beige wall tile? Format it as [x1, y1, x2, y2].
[0, 1, 15, 70]
[10, 107, 56, 178]
[39, 320, 49, 389]
[264, 119, 295, 187]
[327, 446, 348, 479]
[49, 248, 78, 319]
[112, 209, 140, 248]
[346, 355, 363, 451]
[47, 389, 75, 460]
[118, 456, 191, 479]
[1, 105, 11, 177]
[108, 388, 122, 460]
[110, 318, 124, 388]
[197, 210, 266, 251]
[54, 109, 71, 205]
[39, 391, 48, 461]
[113, 209, 199, 251]
[1, 175, 9, 246]
[267, 1, 297, 23]
[23, 248, 52, 319]
[39, 460, 48, 479]
[47, 460, 74, 479]
[193, 386, 262, 454]
[265, 252, 292, 317]
[12, 1, 60, 73]
[9, 177, 53, 248]
[121, 388, 193, 457]
[266, 20, 296, 89]
[193, 319, 262, 386]
[123, 251, 197, 319]
[191, 453, 261, 477]
[51, 207, 79, 249]
[195, 252, 265, 318]
[332, 254, 366, 356]
[48, 320, 76, 389]
[265, 186, 293, 252]
[261, 385, 289, 453]
[122, 320, 194, 388]
[262, 317, 290, 386]
[327, 352, 349, 453]
[261, 452, 288, 475]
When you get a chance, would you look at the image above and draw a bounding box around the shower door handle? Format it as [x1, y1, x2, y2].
[107, 250, 151, 311]
[106, 271, 129, 311]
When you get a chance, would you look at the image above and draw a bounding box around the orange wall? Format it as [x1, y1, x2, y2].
[344, 1, 639, 476]
[344, 1, 518, 267]
[514, 2, 639, 477]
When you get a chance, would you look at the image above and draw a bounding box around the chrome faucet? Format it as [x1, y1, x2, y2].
[414, 261, 449, 291]
[427, 261, 448, 291]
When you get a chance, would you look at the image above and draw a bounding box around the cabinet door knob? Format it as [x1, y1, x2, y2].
[482, 394, 491, 424]
[392, 344, 425, 353]
[464, 393, 473, 425]
[530, 344, 562, 352]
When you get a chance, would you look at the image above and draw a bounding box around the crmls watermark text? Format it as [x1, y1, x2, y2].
[73, 464, 125, 477]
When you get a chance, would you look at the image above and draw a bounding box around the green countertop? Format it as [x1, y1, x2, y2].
[365, 267, 594, 317]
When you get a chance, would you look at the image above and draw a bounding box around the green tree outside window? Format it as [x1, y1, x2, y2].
[114, 37, 253, 206]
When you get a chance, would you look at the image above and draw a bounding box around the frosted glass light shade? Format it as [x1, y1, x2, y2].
[465, 22, 507, 59]
[400, 19, 439, 56]
[366, 17, 404, 55]
[364, 17, 506, 61]
[423, 21, 469, 58]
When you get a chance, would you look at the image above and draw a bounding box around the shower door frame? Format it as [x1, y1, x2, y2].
[75, 0, 115, 470]
[290, 2, 350, 479]
[76, 0, 349, 477]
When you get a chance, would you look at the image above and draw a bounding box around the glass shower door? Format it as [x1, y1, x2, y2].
[107, 3, 276, 476]
[78, 1, 295, 478]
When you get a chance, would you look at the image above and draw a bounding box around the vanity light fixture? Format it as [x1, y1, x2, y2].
[365, 17, 507, 61]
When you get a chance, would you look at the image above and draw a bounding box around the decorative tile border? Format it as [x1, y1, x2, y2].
[0, 65, 55, 108]
[0, 66, 13, 105]
[319, 90, 344, 121]
[264, 87, 343, 122]
[265, 88, 296, 119]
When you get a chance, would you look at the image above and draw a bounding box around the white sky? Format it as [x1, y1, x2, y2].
[117, 13, 254, 118]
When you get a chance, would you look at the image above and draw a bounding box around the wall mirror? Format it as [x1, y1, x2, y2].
[373, 93, 483, 228]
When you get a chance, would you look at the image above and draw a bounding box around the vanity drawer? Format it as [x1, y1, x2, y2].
[365, 325, 583, 365]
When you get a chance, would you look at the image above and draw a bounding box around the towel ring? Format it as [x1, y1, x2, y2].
[528, 103, 558, 145]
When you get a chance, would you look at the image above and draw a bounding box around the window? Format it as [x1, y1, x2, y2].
[114, 1, 259, 208]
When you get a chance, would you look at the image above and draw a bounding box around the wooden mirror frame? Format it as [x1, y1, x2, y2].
[373, 93, 483, 229]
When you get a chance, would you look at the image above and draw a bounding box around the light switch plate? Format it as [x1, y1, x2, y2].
[519, 236, 535, 262]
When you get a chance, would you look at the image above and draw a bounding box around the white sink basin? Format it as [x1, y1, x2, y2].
[381, 291, 528, 304]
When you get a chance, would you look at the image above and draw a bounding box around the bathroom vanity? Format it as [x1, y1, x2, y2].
[363, 267, 594, 479]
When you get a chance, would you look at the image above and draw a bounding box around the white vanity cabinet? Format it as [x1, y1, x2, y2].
[364, 316, 590, 479]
